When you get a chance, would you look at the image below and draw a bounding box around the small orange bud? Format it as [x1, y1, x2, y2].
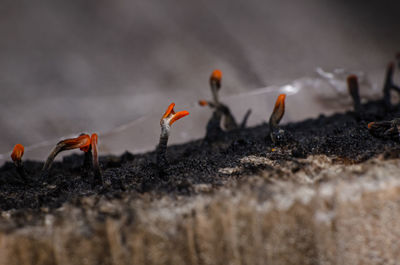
[199, 100, 208, 106]
[210, 69, 222, 89]
[269, 94, 286, 128]
[273, 94, 286, 119]
[11, 144, 24, 162]
[211, 70, 222, 82]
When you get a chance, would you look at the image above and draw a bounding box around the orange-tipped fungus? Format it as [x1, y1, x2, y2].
[10, 144, 29, 181]
[210, 69, 222, 104]
[210, 69, 222, 89]
[11, 144, 24, 166]
[270, 94, 286, 128]
[157, 103, 189, 168]
[269, 94, 286, 143]
[347, 75, 361, 112]
[42, 134, 91, 174]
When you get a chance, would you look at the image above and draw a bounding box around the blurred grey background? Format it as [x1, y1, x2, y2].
[1, 0, 400, 156]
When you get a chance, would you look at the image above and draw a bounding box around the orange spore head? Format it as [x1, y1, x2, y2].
[169, 110, 189, 125]
[11, 144, 24, 162]
[210, 69, 222, 88]
[162, 102, 175, 119]
[199, 100, 208, 107]
[211, 70, 222, 82]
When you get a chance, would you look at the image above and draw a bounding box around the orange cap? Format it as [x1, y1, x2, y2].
[211, 70, 222, 82]
[11, 144, 24, 162]
[210, 69, 222, 89]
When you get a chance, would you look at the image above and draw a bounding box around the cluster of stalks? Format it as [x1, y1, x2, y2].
[199, 70, 251, 139]
[9, 57, 400, 184]
[359, 53, 400, 140]
[11, 133, 103, 186]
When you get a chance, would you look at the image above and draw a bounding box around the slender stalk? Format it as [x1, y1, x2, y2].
[347, 75, 361, 113]
[157, 103, 189, 169]
[91, 133, 103, 186]
[383, 63, 394, 109]
[42, 134, 91, 176]
[210, 70, 222, 105]
[157, 126, 170, 168]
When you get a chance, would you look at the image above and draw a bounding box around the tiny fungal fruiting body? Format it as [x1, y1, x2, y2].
[347, 75, 361, 113]
[11, 144, 24, 167]
[157, 103, 189, 169]
[41, 133, 103, 185]
[11, 144, 29, 181]
[269, 94, 286, 143]
[210, 69, 222, 104]
[42, 134, 91, 176]
[200, 70, 251, 138]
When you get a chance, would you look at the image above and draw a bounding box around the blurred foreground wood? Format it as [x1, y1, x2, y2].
[1, 156, 400, 265]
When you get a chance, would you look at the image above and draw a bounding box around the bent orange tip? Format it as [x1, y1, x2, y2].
[199, 100, 208, 106]
[170, 111, 189, 125]
[11, 144, 24, 162]
[211, 69, 222, 82]
[61, 134, 91, 152]
[162, 103, 176, 119]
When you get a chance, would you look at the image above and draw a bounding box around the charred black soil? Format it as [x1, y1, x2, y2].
[1, 100, 400, 212]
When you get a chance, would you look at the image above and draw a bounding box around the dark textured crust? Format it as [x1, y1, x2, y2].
[0, 100, 399, 212]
